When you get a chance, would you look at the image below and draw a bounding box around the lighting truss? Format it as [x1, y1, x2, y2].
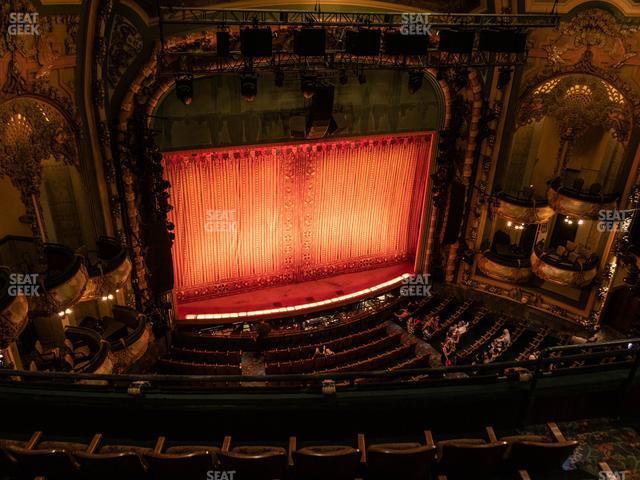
[158, 7, 559, 29]
[157, 51, 529, 77]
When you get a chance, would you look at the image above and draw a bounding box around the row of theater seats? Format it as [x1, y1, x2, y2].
[264, 323, 389, 363]
[265, 332, 403, 375]
[171, 298, 399, 352]
[0, 423, 580, 480]
[169, 347, 242, 364]
[156, 359, 241, 375]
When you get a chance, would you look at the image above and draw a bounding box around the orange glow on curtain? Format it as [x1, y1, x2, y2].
[164, 133, 433, 303]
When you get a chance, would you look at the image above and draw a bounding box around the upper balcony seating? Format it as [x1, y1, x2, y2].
[291, 436, 363, 480]
[218, 436, 288, 480]
[436, 427, 507, 479]
[143, 437, 219, 480]
[73, 434, 160, 480]
[0, 423, 583, 480]
[365, 430, 437, 480]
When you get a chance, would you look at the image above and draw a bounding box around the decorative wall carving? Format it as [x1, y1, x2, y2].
[517, 72, 633, 142]
[107, 14, 143, 89]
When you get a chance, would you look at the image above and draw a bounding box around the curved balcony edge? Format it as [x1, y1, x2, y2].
[477, 252, 532, 284]
[530, 248, 598, 287]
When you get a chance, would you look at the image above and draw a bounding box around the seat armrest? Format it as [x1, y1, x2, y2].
[26, 431, 42, 450]
[88, 434, 102, 454]
[486, 426, 498, 443]
[288, 436, 296, 467]
[357, 433, 366, 464]
[154, 436, 166, 454]
[547, 422, 566, 442]
[222, 436, 232, 453]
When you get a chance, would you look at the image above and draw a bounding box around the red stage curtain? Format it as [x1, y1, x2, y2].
[164, 133, 433, 302]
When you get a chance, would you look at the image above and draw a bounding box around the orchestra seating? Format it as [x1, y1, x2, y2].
[156, 358, 241, 375]
[0, 423, 581, 479]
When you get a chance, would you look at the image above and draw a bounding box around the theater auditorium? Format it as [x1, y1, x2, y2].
[1, 0, 640, 479]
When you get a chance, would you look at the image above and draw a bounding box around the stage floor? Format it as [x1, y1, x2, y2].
[176, 263, 414, 321]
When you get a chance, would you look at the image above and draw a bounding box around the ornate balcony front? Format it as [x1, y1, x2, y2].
[477, 251, 532, 284]
[530, 242, 598, 287]
[0, 272, 29, 347]
[547, 178, 617, 220]
[494, 192, 555, 224]
[31, 244, 89, 314]
[80, 237, 132, 302]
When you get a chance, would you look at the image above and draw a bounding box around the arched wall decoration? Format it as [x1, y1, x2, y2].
[520, 48, 640, 124]
[0, 97, 81, 244]
[96, 24, 456, 307]
[517, 73, 634, 143]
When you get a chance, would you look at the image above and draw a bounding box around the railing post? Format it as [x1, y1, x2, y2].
[521, 352, 545, 427]
[617, 344, 640, 417]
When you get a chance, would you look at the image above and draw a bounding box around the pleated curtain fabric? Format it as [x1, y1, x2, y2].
[164, 133, 432, 302]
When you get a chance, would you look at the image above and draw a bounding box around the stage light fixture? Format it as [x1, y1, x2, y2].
[175, 75, 194, 105]
[339, 69, 348, 85]
[408, 70, 423, 94]
[241, 73, 258, 102]
[275, 69, 285, 88]
[301, 74, 317, 99]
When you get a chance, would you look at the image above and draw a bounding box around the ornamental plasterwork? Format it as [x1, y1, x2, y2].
[517, 73, 633, 142]
[107, 14, 143, 90]
[0, 98, 79, 199]
[534, 8, 640, 71]
[0, 0, 80, 117]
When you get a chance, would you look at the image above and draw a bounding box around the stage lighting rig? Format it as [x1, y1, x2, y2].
[275, 69, 285, 88]
[175, 74, 194, 105]
[301, 74, 317, 99]
[241, 73, 258, 102]
[408, 70, 423, 94]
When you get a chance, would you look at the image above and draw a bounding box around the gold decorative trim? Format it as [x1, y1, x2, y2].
[494, 198, 555, 224]
[547, 186, 617, 219]
[477, 253, 532, 284]
[530, 249, 598, 287]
